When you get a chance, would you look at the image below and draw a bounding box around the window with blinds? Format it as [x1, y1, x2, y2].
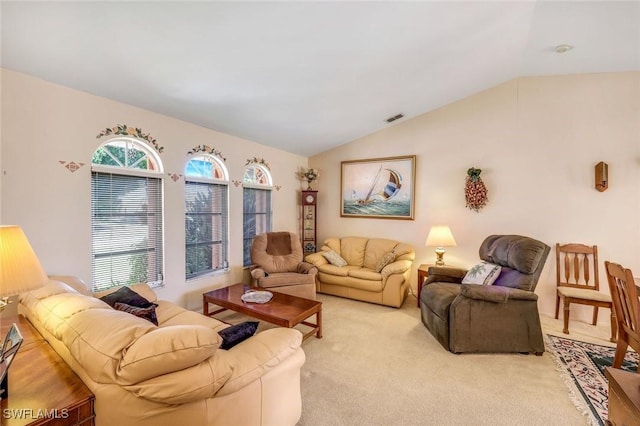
[185, 155, 229, 279]
[242, 164, 273, 266]
[91, 137, 164, 292]
[91, 172, 164, 291]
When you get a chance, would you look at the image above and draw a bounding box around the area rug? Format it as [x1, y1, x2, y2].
[546, 334, 639, 426]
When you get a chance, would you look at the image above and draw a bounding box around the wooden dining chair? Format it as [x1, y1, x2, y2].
[555, 243, 616, 342]
[604, 261, 640, 372]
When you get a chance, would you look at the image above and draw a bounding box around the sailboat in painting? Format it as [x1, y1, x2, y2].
[355, 166, 403, 205]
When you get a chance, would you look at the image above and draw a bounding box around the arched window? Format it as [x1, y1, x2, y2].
[91, 137, 164, 291]
[242, 164, 273, 266]
[185, 154, 229, 279]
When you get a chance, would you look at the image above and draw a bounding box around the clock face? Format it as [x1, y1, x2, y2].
[305, 194, 315, 204]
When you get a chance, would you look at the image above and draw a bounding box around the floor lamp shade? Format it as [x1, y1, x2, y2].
[0, 225, 48, 298]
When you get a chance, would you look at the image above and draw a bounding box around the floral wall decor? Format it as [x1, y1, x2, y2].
[187, 144, 226, 161]
[97, 124, 164, 154]
[245, 157, 270, 170]
[465, 167, 488, 212]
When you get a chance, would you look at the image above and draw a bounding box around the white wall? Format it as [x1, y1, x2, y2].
[0, 69, 308, 310]
[310, 72, 640, 323]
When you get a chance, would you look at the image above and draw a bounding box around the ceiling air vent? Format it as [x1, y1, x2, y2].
[385, 113, 404, 123]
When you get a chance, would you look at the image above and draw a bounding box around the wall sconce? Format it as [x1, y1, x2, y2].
[595, 161, 608, 192]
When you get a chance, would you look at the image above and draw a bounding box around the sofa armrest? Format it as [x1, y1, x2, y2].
[251, 268, 267, 280]
[216, 328, 303, 396]
[425, 266, 467, 285]
[381, 259, 412, 280]
[459, 284, 538, 303]
[304, 251, 328, 267]
[297, 262, 318, 275]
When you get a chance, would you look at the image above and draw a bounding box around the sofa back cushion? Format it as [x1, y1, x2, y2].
[251, 232, 302, 273]
[338, 237, 368, 267]
[363, 239, 399, 270]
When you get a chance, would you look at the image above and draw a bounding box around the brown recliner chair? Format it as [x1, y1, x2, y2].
[250, 231, 317, 300]
[420, 235, 550, 354]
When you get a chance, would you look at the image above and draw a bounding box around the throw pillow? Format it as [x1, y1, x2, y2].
[461, 262, 502, 286]
[375, 251, 396, 273]
[218, 321, 259, 350]
[322, 250, 348, 267]
[100, 286, 156, 309]
[114, 302, 159, 326]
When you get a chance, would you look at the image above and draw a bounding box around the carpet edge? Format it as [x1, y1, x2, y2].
[544, 334, 600, 426]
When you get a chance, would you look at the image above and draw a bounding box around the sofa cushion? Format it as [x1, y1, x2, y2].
[339, 237, 368, 267]
[348, 268, 382, 281]
[322, 249, 348, 267]
[118, 324, 222, 384]
[218, 322, 259, 350]
[115, 302, 159, 325]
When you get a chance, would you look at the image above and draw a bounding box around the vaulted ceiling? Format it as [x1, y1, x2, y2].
[2, 1, 638, 157]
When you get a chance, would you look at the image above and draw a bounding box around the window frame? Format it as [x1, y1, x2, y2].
[90, 137, 165, 292]
[184, 154, 230, 280]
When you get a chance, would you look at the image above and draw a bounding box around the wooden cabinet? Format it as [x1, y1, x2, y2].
[0, 315, 95, 426]
[301, 190, 317, 254]
[605, 367, 640, 426]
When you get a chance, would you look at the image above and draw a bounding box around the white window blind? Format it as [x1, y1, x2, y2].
[91, 171, 164, 291]
[243, 187, 272, 266]
[185, 180, 228, 278]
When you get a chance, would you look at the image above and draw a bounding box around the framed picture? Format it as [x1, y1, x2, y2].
[341, 155, 416, 220]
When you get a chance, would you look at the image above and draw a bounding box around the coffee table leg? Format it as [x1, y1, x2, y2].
[316, 306, 322, 338]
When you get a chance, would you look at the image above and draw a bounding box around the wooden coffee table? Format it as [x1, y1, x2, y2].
[203, 283, 322, 341]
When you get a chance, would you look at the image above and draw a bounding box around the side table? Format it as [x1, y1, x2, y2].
[0, 315, 95, 426]
[416, 264, 433, 307]
[605, 366, 640, 426]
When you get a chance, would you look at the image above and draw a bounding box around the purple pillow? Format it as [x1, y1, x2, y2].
[218, 322, 259, 350]
[114, 302, 158, 325]
[492, 268, 522, 289]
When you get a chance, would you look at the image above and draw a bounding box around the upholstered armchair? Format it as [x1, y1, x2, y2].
[420, 235, 550, 354]
[250, 231, 317, 300]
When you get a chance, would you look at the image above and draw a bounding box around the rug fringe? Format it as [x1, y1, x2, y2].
[544, 334, 601, 426]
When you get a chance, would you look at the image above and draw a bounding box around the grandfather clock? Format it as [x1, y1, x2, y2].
[301, 190, 317, 254]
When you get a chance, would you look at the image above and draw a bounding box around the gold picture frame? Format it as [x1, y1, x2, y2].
[341, 155, 416, 220]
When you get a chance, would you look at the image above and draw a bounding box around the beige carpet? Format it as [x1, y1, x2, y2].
[218, 292, 598, 425]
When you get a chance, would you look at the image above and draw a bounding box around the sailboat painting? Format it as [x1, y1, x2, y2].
[341, 155, 416, 220]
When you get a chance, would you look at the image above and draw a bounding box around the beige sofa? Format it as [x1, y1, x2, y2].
[305, 237, 415, 308]
[19, 276, 305, 426]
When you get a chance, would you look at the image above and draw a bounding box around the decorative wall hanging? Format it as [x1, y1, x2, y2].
[245, 157, 270, 170]
[187, 145, 226, 161]
[167, 173, 183, 182]
[232, 180, 242, 187]
[341, 155, 416, 220]
[297, 168, 319, 190]
[465, 167, 488, 212]
[58, 160, 85, 173]
[97, 124, 164, 154]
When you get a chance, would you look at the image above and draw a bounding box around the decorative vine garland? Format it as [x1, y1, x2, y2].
[465, 167, 488, 212]
[97, 124, 164, 154]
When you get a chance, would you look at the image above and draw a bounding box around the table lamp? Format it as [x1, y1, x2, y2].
[0, 225, 48, 398]
[425, 225, 457, 266]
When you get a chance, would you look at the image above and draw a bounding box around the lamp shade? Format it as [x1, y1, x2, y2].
[425, 225, 457, 247]
[0, 225, 48, 297]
